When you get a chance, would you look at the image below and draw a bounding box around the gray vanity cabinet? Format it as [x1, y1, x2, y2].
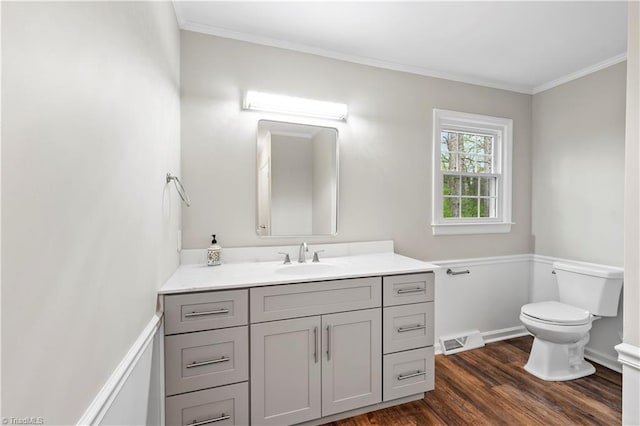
[163, 271, 434, 425]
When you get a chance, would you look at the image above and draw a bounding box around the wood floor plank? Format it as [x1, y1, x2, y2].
[322, 336, 622, 426]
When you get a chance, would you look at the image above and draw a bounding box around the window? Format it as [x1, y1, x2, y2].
[432, 109, 513, 235]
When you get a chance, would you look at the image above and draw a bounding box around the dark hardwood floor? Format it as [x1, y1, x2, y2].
[324, 336, 622, 426]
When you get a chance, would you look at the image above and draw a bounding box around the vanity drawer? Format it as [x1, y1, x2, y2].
[165, 326, 248, 396]
[383, 347, 434, 402]
[165, 382, 249, 426]
[250, 277, 381, 323]
[164, 289, 248, 335]
[383, 302, 433, 354]
[383, 273, 434, 306]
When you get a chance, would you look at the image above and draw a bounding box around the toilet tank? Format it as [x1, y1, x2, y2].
[554, 262, 623, 316]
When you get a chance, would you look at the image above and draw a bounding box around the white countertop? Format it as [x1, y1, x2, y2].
[160, 252, 439, 294]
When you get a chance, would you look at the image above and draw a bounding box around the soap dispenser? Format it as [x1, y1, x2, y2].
[207, 234, 222, 266]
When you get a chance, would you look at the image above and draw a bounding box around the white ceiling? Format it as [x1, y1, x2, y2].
[173, 1, 628, 94]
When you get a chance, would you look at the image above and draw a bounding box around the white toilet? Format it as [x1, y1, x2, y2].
[520, 261, 623, 381]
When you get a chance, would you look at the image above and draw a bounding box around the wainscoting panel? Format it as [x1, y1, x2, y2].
[77, 315, 164, 426]
[431, 255, 531, 354]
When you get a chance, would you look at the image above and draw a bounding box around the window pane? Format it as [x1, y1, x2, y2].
[479, 198, 490, 217]
[443, 175, 460, 195]
[466, 155, 491, 173]
[476, 135, 493, 156]
[479, 176, 498, 196]
[440, 152, 450, 170]
[443, 197, 460, 218]
[442, 153, 459, 171]
[441, 131, 458, 152]
[462, 176, 478, 196]
[479, 177, 489, 196]
[462, 134, 476, 153]
[461, 197, 478, 218]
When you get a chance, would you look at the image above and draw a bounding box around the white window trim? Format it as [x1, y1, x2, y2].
[431, 109, 513, 235]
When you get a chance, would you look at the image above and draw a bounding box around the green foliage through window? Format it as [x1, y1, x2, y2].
[441, 130, 497, 219]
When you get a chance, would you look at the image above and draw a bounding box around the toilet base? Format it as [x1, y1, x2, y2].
[524, 335, 595, 381]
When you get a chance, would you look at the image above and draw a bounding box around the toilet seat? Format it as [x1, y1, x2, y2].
[521, 301, 591, 326]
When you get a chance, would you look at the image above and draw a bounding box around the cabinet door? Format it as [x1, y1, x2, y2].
[322, 309, 382, 416]
[251, 316, 322, 425]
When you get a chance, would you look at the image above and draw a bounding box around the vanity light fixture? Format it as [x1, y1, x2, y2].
[243, 90, 348, 121]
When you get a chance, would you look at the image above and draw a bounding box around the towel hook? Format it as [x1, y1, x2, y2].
[446, 268, 470, 276]
[166, 173, 191, 207]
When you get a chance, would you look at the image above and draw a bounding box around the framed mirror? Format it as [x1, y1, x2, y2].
[257, 120, 338, 237]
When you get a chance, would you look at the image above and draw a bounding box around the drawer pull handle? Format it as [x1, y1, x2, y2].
[397, 287, 424, 294]
[397, 324, 426, 333]
[188, 414, 231, 426]
[397, 370, 426, 381]
[186, 356, 231, 369]
[184, 308, 230, 318]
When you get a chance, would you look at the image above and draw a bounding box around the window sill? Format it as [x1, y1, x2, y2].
[431, 222, 513, 236]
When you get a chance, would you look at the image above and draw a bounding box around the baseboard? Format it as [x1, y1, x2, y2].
[585, 347, 622, 373]
[77, 314, 163, 425]
[435, 325, 529, 355]
[482, 325, 530, 344]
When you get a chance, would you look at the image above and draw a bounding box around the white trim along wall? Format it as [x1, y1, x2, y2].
[77, 315, 165, 426]
[84, 254, 628, 424]
[615, 343, 640, 425]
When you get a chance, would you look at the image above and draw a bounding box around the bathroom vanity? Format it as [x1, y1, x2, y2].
[159, 247, 437, 425]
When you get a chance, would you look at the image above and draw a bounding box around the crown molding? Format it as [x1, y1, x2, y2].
[532, 52, 627, 94]
[178, 19, 534, 95]
[175, 7, 627, 97]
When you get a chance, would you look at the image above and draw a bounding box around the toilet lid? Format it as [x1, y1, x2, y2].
[521, 301, 591, 325]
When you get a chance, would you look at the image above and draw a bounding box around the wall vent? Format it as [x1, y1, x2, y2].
[440, 330, 485, 355]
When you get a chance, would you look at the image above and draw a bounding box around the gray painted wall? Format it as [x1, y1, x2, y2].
[532, 63, 627, 267]
[1, 2, 181, 423]
[180, 31, 533, 261]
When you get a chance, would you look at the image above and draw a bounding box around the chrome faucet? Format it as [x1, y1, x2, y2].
[298, 242, 308, 263]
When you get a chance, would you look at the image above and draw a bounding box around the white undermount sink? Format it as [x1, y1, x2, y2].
[276, 262, 341, 276]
